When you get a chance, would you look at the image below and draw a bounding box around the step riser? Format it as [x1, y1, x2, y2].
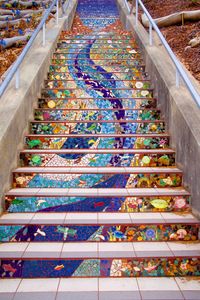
[58, 39, 138, 42]
[41, 89, 153, 100]
[51, 59, 143, 67]
[45, 80, 151, 90]
[34, 109, 160, 122]
[19, 153, 175, 168]
[55, 49, 142, 55]
[0, 257, 199, 278]
[53, 53, 142, 60]
[25, 136, 170, 150]
[47, 72, 148, 82]
[13, 172, 182, 189]
[0, 222, 197, 242]
[5, 195, 190, 213]
[57, 41, 138, 47]
[30, 122, 165, 135]
[49, 66, 146, 77]
[38, 98, 157, 109]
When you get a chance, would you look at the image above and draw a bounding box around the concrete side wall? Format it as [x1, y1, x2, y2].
[117, 0, 200, 216]
[0, 0, 78, 212]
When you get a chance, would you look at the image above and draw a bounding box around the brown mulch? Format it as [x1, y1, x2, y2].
[141, 0, 200, 81]
[0, 17, 41, 79]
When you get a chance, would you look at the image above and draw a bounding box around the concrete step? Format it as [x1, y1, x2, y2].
[5, 186, 190, 197]
[12, 166, 183, 189]
[55, 47, 142, 54]
[5, 187, 190, 213]
[0, 211, 198, 225]
[37, 97, 157, 109]
[0, 241, 199, 257]
[53, 52, 142, 60]
[59, 35, 135, 40]
[57, 40, 138, 47]
[30, 120, 165, 135]
[49, 64, 146, 76]
[44, 79, 151, 90]
[51, 58, 144, 67]
[19, 149, 175, 167]
[41, 87, 152, 100]
[0, 253, 199, 278]
[60, 32, 133, 37]
[1, 216, 198, 240]
[34, 108, 160, 122]
[24, 134, 170, 150]
[1, 277, 200, 300]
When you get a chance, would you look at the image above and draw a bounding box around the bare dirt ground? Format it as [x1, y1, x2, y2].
[141, 0, 200, 81]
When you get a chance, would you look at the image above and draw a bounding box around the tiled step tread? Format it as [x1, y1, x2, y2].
[38, 96, 155, 100]
[0, 212, 198, 225]
[34, 108, 158, 112]
[20, 149, 175, 154]
[26, 133, 169, 137]
[30, 120, 163, 124]
[0, 241, 199, 258]
[13, 166, 182, 173]
[0, 277, 199, 300]
[6, 187, 190, 197]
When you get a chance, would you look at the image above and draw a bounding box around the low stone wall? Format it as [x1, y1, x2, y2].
[0, 0, 78, 213]
[117, 0, 200, 216]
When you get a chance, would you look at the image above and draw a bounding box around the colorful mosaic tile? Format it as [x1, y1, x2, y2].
[38, 98, 157, 110]
[24, 136, 169, 150]
[1, 223, 197, 243]
[34, 109, 160, 122]
[5, 195, 190, 213]
[13, 172, 182, 189]
[0, 258, 199, 278]
[30, 121, 165, 135]
[19, 152, 175, 167]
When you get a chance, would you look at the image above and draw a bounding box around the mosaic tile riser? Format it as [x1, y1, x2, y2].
[5, 196, 190, 213]
[25, 136, 170, 150]
[13, 173, 182, 189]
[19, 153, 175, 167]
[1, 223, 197, 242]
[0, 258, 199, 278]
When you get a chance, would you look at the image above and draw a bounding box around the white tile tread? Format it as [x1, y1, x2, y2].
[0, 277, 199, 300]
[14, 166, 182, 173]
[21, 148, 175, 154]
[0, 212, 198, 225]
[0, 242, 199, 259]
[6, 187, 190, 197]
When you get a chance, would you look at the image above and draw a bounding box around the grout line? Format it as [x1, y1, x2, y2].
[55, 278, 61, 300]
[136, 278, 143, 300]
[174, 277, 187, 300]
[12, 278, 22, 300]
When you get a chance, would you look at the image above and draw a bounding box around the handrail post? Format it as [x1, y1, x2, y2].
[135, 0, 138, 26]
[42, 23, 46, 46]
[15, 69, 20, 89]
[56, 0, 59, 25]
[149, 23, 153, 46]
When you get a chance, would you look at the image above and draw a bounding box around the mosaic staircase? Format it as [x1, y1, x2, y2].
[0, 1, 200, 297]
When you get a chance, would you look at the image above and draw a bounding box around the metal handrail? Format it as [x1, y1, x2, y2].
[124, 0, 130, 13]
[127, 0, 200, 107]
[0, 0, 59, 97]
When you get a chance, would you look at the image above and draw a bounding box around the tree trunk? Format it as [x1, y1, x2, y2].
[142, 10, 200, 28]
